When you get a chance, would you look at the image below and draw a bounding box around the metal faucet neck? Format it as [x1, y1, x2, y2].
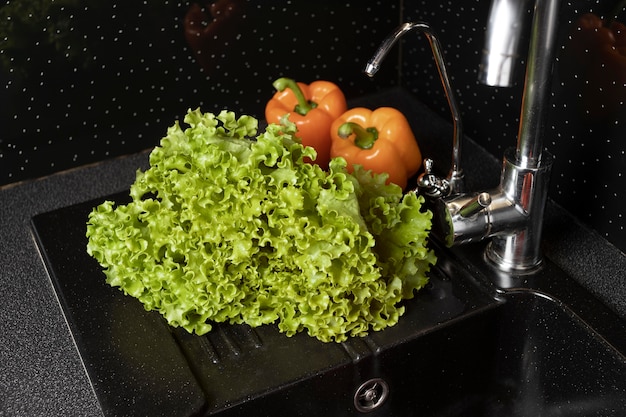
[480, 0, 561, 169]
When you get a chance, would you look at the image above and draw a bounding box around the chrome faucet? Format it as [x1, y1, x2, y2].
[366, 0, 561, 272]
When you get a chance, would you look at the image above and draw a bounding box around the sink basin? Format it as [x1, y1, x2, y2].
[368, 290, 626, 417]
[31, 195, 626, 417]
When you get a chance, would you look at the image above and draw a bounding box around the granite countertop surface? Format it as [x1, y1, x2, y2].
[1, 150, 150, 417]
[1, 87, 625, 416]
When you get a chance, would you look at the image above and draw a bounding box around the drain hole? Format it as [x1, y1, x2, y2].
[353, 378, 389, 413]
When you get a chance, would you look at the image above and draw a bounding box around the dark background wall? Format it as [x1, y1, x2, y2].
[1, 0, 625, 252]
[0, 0, 398, 184]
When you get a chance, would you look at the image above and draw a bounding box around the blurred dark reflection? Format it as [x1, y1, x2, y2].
[560, 12, 626, 123]
[184, 0, 245, 74]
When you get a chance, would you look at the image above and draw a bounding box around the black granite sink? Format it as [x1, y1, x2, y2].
[367, 289, 626, 417]
[29, 89, 626, 416]
[31, 197, 626, 416]
[30, 194, 491, 416]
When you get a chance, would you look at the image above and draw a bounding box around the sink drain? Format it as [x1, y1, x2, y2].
[353, 378, 389, 413]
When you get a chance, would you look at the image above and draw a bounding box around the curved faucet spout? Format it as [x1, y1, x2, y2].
[365, 22, 465, 195]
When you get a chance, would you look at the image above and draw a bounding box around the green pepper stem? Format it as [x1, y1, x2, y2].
[338, 122, 379, 150]
[272, 77, 317, 116]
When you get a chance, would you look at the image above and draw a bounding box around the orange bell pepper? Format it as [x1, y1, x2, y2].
[265, 78, 347, 169]
[330, 107, 422, 190]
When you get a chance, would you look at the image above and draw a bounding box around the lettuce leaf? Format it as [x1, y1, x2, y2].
[86, 109, 436, 342]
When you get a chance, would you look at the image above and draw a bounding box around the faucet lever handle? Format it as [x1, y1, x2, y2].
[458, 192, 492, 218]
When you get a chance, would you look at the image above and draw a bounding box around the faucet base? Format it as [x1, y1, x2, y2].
[485, 239, 544, 273]
[485, 149, 554, 272]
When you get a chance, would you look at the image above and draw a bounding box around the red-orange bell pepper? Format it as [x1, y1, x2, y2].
[265, 78, 347, 169]
[330, 107, 422, 190]
[560, 11, 626, 121]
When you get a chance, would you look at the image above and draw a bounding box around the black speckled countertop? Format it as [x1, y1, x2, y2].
[1, 88, 625, 416]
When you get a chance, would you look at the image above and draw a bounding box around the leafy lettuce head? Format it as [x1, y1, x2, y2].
[86, 109, 436, 342]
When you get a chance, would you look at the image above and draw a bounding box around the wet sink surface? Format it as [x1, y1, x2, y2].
[374, 289, 626, 417]
[31, 194, 626, 417]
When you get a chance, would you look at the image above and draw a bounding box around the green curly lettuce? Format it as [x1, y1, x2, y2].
[86, 109, 436, 343]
